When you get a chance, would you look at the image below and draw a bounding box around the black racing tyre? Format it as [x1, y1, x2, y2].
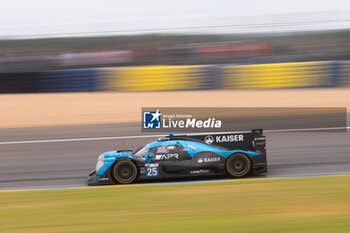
[226, 153, 251, 178]
[112, 160, 138, 184]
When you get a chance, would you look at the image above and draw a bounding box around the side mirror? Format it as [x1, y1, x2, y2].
[145, 153, 155, 163]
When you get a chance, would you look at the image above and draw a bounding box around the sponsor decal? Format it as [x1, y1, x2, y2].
[155, 154, 179, 160]
[197, 157, 221, 163]
[216, 134, 244, 142]
[143, 109, 162, 129]
[145, 163, 159, 167]
[98, 178, 110, 181]
[190, 169, 210, 174]
[205, 135, 244, 144]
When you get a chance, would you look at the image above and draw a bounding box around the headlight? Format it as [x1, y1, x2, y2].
[98, 154, 105, 160]
[96, 160, 105, 173]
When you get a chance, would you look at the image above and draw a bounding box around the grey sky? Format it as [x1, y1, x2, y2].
[1, 0, 350, 38]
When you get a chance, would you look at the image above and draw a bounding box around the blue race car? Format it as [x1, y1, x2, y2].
[88, 129, 267, 185]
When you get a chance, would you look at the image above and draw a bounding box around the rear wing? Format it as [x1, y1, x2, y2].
[165, 129, 266, 152]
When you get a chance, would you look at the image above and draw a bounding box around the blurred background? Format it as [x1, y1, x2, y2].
[1, 3, 350, 232]
[1, 0, 350, 93]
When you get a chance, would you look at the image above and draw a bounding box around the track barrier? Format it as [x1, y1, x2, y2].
[0, 61, 349, 93]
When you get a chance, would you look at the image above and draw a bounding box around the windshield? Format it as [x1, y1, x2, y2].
[133, 145, 151, 158]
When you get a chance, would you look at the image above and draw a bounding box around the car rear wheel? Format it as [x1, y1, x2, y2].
[226, 153, 251, 177]
[112, 160, 138, 184]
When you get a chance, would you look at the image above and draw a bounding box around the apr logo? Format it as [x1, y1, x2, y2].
[205, 135, 214, 144]
[143, 110, 162, 129]
[155, 154, 179, 160]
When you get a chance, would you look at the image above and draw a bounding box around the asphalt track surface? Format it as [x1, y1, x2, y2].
[0, 121, 349, 190]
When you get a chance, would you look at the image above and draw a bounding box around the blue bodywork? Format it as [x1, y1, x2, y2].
[96, 151, 133, 176]
[96, 140, 260, 177]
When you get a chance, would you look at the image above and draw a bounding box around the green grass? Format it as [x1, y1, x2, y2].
[1, 175, 350, 233]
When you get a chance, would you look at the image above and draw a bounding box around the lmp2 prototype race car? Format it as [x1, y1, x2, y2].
[88, 129, 267, 185]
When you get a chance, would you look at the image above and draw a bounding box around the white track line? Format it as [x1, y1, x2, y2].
[0, 126, 348, 145]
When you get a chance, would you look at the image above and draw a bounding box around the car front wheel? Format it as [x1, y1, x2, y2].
[112, 160, 138, 184]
